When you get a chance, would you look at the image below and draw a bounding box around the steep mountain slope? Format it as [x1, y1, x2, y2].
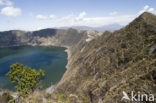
[54, 12, 156, 103]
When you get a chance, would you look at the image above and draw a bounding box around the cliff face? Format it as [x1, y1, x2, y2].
[0, 28, 101, 48]
[54, 12, 156, 103]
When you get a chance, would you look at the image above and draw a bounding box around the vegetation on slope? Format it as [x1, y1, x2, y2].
[54, 12, 156, 103]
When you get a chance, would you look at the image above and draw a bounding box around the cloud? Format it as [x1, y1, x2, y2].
[0, 0, 13, 6]
[1, 6, 22, 17]
[76, 11, 86, 21]
[36, 14, 47, 20]
[36, 14, 56, 20]
[78, 15, 135, 27]
[148, 8, 154, 12]
[55, 11, 135, 27]
[54, 12, 135, 28]
[109, 11, 118, 16]
[30, 5, 156, 30]
[49, 15, 56, 19]
[139, 5, 149, 14]
[139, 5, 155, 14]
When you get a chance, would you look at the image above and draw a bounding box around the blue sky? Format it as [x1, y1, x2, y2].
[0, 0, 156, 31]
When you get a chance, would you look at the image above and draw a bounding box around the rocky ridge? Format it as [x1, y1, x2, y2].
[53, 12, 156, 103]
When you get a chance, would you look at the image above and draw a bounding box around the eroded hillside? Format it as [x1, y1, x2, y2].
[54, 12, 156, 103]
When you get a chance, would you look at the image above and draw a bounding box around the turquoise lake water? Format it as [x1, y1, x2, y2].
[0, 46, 67, 90]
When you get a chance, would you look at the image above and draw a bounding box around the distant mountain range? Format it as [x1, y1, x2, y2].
[57, 24, 123, 32]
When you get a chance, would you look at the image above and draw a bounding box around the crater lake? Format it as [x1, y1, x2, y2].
[0, 46, 67, 90]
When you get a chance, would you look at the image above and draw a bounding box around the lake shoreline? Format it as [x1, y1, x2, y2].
[0, 45, 68, 90]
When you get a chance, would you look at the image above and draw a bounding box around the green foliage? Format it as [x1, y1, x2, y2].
[46, 102, 52, 103]
[57, 93, 87, 103]
[6, 63, 45, 98]
[58, 94, 67, 103]
[81, 97, 90, 103]
[57, 93, 74, 103]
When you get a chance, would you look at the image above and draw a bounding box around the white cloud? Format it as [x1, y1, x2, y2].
[109, 11, 118, 16]
[55, 11, 135, 27]
[148, 8, 154, 12]
[139, 5, 155, 14]
[20, 5, 156, 30]
[78, 15, 135, 27]
[144, 5, 149, 10]
[1, 6, 22, 17]
[79, 11, 86, 18]
[53, 12, 135, 28]
[0, 0, 13, 6]
[76, 11, 86, 21]
[139, 5, 149, 14]
[49, 15, 56, 19]
[36, 14, 56, 20]
[36, 14, 47, 20]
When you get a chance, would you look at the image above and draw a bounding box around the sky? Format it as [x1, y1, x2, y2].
[0, 0, 156, 31]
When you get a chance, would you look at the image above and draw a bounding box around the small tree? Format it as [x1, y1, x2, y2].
[6, 63, 45, 102]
